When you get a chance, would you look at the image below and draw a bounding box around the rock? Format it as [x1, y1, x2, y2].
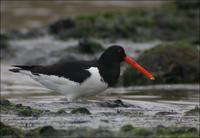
[123, 42, 200, 86]
[98, 99, 134, 108]
[0, 33, 9, 50]
[156, 125, 167, 129]
[39, 126, 55, 135]
[0, 99, 10, 106]
[0, 33, 12, 59]
[15, 104, 42, 117]
[121, 124, 152, 137]
[0, 122, 21, 138]
[155, 111, 178, 116]
[120, 124, 134, 132]
[71, 107, 91, 115]
[56, 109, 66, 114]
[184, 106, 200, 116]
[175, 0, 199, 9]
[133, 128, 153, 137]
[1, 100, 43, 117]
[187, 127, 197, 133]
[70, 120, 89, 124]
[78, 38, 104, 54]
[15, 104, 22, 108]
[17, 106, 33, 117]
[49, 18, 75, 35]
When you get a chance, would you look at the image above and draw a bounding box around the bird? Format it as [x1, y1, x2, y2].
[9, 45, 155, 101]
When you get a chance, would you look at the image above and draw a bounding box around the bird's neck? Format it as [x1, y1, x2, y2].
[98, 61, 120, 87]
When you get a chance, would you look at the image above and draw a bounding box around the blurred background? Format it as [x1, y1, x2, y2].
[1, 0, 199, 85]
[1, 1, 164, 30]
[0, 0, 199, 136]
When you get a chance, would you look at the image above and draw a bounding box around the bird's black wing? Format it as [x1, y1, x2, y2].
[10, 60, 98, 83]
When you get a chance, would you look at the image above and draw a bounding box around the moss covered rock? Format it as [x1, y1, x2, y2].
[0, 33, 9, 50]
[78, 38, 104, 54]
[0, 33, 11, 59]
[56, 109, 66, 114]
[39, 126, 55, 135]
[71, 107, 91, 115]
[175, 0, 200, 10]
[0, 99, 43, 117]
[0, 122, 22, 138]
[185, 106, 200, 116]
[120, 124, 135, 132]
[123, 42, 199, 86]
[0, 98, 11, 106]
[49, 18, 76, 35]
[16, 106, 42, 117]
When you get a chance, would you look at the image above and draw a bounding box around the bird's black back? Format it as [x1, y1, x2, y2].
[12, 61, 98, 84]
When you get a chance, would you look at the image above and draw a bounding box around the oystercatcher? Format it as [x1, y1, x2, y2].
[10, 46, 154, 101]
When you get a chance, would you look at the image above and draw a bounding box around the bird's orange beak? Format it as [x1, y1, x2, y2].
[124, 56, 155, 80]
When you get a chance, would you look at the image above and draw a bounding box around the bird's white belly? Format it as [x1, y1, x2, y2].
[21, 67, 108, 101]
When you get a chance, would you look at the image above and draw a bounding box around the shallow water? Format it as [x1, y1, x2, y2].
[1, 64, 199, 130]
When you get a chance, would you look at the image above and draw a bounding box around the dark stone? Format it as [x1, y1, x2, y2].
[184, 106, 200, 116]
[175, 0, 200, 9]
[39, 126, 55, 135]
[156, 125, 167, 129]
[0, 122, 21, 138]
[98, 99, 135, 108]
[120, 124, 134, 132]
[0, 33, 12, 59]
[78, 38, 104, 54]
[155, 111, 178, 116]
[17, 106, 32, 117]
[0, 33, 9, 50]
[0, 99, 10, 106]
[71, 107, 91, 115]
[15, 104, 42, 117]
[70, 120, 88, 124]
[49, 18, 75, 34]
[15, 104, 22, 108]
[56, 109, 66, 114]
[187, 127, 197, 133]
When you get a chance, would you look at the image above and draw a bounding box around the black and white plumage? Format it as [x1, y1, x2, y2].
[9, 45, 154, 101]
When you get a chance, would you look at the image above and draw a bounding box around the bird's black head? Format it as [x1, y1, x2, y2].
[98, 45, 155, 86]
[99, 45, 126, 65]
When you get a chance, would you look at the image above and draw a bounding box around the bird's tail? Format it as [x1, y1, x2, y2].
[9, 65, 38, 73]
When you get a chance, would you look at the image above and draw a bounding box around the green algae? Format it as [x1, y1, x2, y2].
[185, 106, 200, 116]
[1, 122, 198, 138]
[71, 107, 91, 115]
[0, 99, 43, 117]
